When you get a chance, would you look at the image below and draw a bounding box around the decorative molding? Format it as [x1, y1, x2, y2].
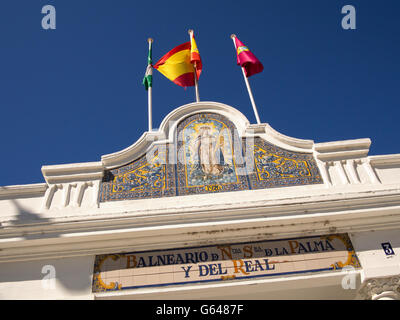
[2, 187, 400, 263]
[358, 276, 400, 300]
[345, 160, 361, 184]
[39, 161, 104, 210]
[0, 183, 47, 198]
[41, 161, 104, 184]
[315, 138, 371, 153]
[316, 160, 331, 187]
[369, 154, 400, 166]
[335, 161, 350, 185]
[362, 160, 381, 184]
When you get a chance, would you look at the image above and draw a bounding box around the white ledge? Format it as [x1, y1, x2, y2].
[315, 138, 371, 152]
[0, 183, 47, 197]
[317, 149, 370, 161]
[41, 162, 104, 184]
[369, 154, 400, 166]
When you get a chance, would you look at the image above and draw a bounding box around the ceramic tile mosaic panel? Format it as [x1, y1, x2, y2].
[244, 137, 323, 190]
[100, 145, 176, 201]
[92, 233, 361, 292]
[99, 112, 323, 202]
[175, 112, 250, 196]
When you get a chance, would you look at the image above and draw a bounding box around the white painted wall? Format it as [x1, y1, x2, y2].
[350, 230, 400, 281]
[0, 256, 94, 300]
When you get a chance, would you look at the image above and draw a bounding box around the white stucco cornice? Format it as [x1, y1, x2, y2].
[315, 138, 371, 161]
[369, 154, 400, 166]
[315, 138, 371, 152]
[41, 161, 104, 184]
[0, 183, 47, 198]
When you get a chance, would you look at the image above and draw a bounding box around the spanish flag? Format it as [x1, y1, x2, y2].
[153, 40, 202, 87]
[190, 32, 202, 79]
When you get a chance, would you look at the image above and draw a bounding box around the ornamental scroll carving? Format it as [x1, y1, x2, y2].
[358, 276, 400, 300]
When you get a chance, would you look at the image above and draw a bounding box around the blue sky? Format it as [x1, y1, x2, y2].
[0, 0, 399, 186]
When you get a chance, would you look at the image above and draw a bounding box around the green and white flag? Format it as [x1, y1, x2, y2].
[143, 40, 153, 90]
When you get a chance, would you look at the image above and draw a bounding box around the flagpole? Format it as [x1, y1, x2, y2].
[189, 29, 200, 102]
[147, 38, 153, 131]
[194, 62, 200, 102]
[231, 34, 261, 124]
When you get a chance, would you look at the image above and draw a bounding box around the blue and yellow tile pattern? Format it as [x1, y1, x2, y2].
[99, 113, 322, 202]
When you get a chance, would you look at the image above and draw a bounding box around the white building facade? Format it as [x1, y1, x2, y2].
[0, 102, 399, 300]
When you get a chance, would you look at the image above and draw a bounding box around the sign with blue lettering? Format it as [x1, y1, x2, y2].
[381, 242, 395, 256]
[92, 233, 361, 293]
